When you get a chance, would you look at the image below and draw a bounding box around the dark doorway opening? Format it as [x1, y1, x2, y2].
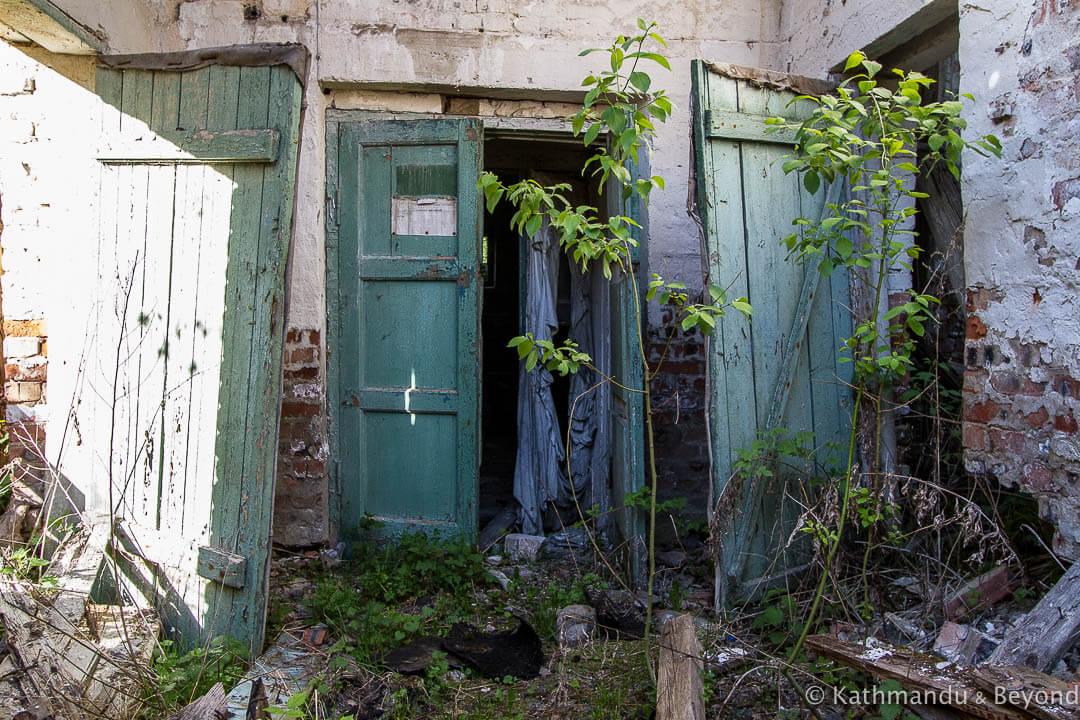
[478, 135, 598, 532]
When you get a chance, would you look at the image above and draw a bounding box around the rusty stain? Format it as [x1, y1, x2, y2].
[413, 263, 443, 280]
[350, 395, 360, 407]
[457, 269, 474, 288]
[465, 125, 478, 141]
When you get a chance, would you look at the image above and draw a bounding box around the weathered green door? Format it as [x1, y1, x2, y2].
[93, 55, 303, 654]
[692, 60, 854, 600]
[329, 118, 481, 540]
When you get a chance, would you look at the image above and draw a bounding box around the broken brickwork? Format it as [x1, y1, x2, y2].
[3, 320, 47, 462]
[647, 315, 710, 521]
[959, 0, 1080, 557]
[274, 328, 329, 547]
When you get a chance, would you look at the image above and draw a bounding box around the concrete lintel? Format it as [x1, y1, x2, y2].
[0, 0, 105, 55]
[320, 78, 587, 105]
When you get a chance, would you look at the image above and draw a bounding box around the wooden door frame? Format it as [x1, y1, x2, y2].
[325, 111, 647, 550]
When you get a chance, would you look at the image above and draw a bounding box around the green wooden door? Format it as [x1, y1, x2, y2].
[93, 59, 302, 655]
[692, 61, 854, 600]
[329, 118, 481, 540]
[607, 164, 647, 579]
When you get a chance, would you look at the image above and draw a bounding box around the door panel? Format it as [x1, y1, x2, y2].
[692, 60, 854, 600]
[331, 118, 481, 540]
[94, 59, 302, 654]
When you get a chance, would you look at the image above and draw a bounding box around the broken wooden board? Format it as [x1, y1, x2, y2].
[165, 682, 227, 720]
[0, 580, 159, 720]
[224, 631, 330, 717]
[989, 560, 1080, 672]
[805, 634, 1076, 720]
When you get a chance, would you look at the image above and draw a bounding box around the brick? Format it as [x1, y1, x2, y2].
[990, 372, 1021, 394]
[966, 314, 987, 340]
[307, 329, 320, 344]
[2, 319, 46, 337]
[289, 347, 315, 364]
[1022, 462, 1054, 492]
[5, 360, 45, 383]
[283, 366, 319, 381]
[280, 401, 319, 418]
[988, 428, 1026, 454]
[3, 336, 40, 358]
[965, 399, 1002, 424]
[5, 381, 41, 403]
[963, 369, 989, 394]
[290, 457, 326, 475]
[963, 423, 987, 451]
[945, 566, 1012, 620]
[1053, 374, 1080, 398]
[1055, 413, 1078, 433]
[1022, 407, 1050, 428]
[286, 328, 302, 343]
[1051, 176, 1080, 210]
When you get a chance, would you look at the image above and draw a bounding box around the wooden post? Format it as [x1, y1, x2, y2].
[657, 614, 705, 720]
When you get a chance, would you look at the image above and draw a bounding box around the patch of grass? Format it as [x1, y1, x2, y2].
[307, 531, 491, 667]
[137, 636, 248, 718]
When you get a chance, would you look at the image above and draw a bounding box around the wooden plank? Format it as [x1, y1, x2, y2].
[807, 636, 1017, 720]
[99, 129, 280, 164]
[221, 64, 301, 653]
[989, 560, 1080, 672]
[806, 635, 1074, 720]
[196, 546, 247, 589]
[705, 108, 798, 145]
[208, 63, 272, 646]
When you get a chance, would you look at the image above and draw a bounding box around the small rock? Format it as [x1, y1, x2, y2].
[445, 670, 466, 683]
[586, 587, 645, 639]
[556, 605, 596, 648]
[488, 569, 510, 591]
[884, 612, 924, 644]
[504, 533, 546, 563]
[656, 550, 687, 567]
[934, 621, 997, 665]
[704, 646, 749, 671]
[285, 577, 315, 599]
[320, 541, 346, 567]
[484, 555, 503, 566]
[514, 566, 535, 581]
[539, 527, 591, 563]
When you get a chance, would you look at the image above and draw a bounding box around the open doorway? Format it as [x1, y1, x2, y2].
[477, 134, 602, 536]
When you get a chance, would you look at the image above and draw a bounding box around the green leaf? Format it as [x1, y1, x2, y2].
[525, 213, 542, 238]
[732, 299, 752, 316]
[803, 170, 821, 195]
[583, 122, 602, 146]
[844, 51, 865, 72]
[629, 71, 651, 93]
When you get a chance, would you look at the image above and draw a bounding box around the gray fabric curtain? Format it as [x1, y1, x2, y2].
[568, 260, 612, 537]
[513, 219, 566, 535]
[513, 217, 612, 537]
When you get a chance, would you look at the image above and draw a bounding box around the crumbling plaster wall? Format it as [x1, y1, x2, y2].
[771, 0, 1080, 559]
[0, 43, 98, 467]
[143, 0, 779, 545]
[958, 0, 1080, 559]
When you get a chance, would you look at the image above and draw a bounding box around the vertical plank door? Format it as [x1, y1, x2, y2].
[93, 59, 302, 655]
[329, 118, 482, 540]
[691, 60, 854, 601]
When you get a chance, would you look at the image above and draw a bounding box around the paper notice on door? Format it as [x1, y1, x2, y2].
[391, 196, 457, 236]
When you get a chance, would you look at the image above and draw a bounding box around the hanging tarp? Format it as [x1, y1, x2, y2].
[513, 219, 566, 535]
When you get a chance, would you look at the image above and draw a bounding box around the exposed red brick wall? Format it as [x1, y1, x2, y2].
[963, 304, 1080, 556]
[647, 311, 710, 522]
[274, 327, 329, 547]
[3, 319, 47, 461]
